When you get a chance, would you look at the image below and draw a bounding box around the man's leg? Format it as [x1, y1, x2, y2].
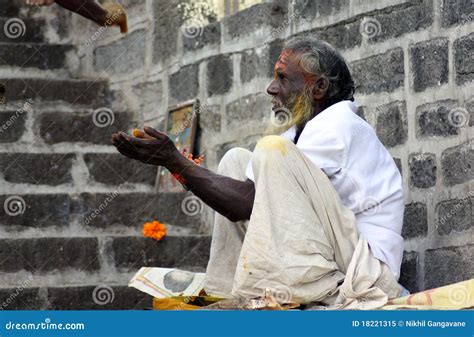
[203, 148, 252, 297]
[231, 136, 402, 308]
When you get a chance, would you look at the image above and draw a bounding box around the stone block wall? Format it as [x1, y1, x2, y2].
[0, 0, 472, 308]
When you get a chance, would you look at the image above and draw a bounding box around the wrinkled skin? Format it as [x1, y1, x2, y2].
[112, 49, 326, 222]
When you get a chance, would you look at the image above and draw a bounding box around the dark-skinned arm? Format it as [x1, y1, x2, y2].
[111, 126, 255, 222]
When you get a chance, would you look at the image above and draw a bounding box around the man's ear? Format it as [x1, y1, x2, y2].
[313, 77, 329, 101]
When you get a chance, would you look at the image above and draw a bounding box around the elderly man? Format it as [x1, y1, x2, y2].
[112, 37, 406, 309]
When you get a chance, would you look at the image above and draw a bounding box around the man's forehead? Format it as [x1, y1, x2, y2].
[275, 49, 298, 70]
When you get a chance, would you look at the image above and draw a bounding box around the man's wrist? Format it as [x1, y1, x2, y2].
[166, 151, 190, 173]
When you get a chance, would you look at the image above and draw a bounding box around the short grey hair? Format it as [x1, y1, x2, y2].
[283, 37, 355, 106]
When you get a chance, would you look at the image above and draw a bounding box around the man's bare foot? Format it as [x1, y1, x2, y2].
[99, 2, 128, 34]
[25, 0, 55, 6]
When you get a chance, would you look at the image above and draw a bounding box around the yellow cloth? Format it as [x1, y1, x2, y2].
[382, 279, 474, 310]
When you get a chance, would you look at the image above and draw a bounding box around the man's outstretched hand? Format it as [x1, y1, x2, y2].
[111, 126, 180, 169]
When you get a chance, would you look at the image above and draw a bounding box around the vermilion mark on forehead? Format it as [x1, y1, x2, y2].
[275, 49, 296, 71]
[275, 49, 316, 85]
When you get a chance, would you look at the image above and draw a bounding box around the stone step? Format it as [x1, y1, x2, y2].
[1, 77, 111, 105]
[0, 235, 210, 275]
[0, 285, 151, 310]
[38, 110, 132, 145]
[0, 1, 20, 17]
[0, 43, 73, 70]
[0, 193, 206, 232]
[0, 17, 46, 43]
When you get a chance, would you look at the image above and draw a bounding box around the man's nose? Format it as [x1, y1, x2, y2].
[266, 80, 279, 96]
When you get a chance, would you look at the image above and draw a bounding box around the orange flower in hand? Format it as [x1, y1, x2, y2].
[143, 220, 167, 241]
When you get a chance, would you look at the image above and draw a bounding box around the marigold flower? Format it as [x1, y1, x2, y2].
[142, 220, 167, 241]
[171, 149, 205, 185]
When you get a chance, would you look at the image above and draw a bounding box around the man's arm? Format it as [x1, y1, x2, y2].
[168, 155, 255, 221]
[111, 126, 255, 222]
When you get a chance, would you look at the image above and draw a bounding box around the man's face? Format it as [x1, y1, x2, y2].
[267, 49, 316, 128]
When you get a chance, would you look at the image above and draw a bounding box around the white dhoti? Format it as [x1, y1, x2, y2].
[204, 135, 403, 309]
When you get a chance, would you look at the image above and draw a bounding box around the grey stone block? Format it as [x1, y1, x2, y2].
[39, 110, 131, 145]
[0, 153, 74, 185]
[425, 245, 474, 289]
[399, 251, 419, 293]
[402, 202, 428, 239]
[183, 21, 221, 51]
[0, 287, 41, 310]
[3, 78, 110, 106]
[440, 0, 474, 27]
[152, 0, 182, 63]
[224, 1, 288, 39]
[0, 194, 71, 229]
[46, 285, 150, 310]
[198, 104, 221, 132]
[416, 100, 460, 138]
[0, 43, 73, 70]
[441, 141, 473, 186]
[76, 192, 158, 228]
[0, 111, 26, 143]
[409, 153, 437, 189]
[375, 101, 408, 148]
[410, 38, 449, 92]
[0, 1, 19, 16]
[207, 54, 233, 96]
[0, 18, 45, 43]
[351, 48, 404, 94]
[393, 157, 402, 176]
[168, 63, 199, 103]
[84, 153, 157, 186]
[131, 80, 163, 120]
[468, 98, 474, 127]
[112, 236, 211, 272]
[225, 93, 270, 127]
[94, 29, 146, 73]
[0, 238, 100, 273]
[75, 192, 203, 230]
[436, 197, 472, 235]
[293, 0, 348, 21]
[241, 49, 268, 84]
[366, 0, 433, 44]
[454, 33, 474, 85]
[296, 19, 361, 51]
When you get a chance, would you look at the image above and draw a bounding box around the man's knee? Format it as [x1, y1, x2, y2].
[218, 147, 252, 175]
[253, 135, 294, 162]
